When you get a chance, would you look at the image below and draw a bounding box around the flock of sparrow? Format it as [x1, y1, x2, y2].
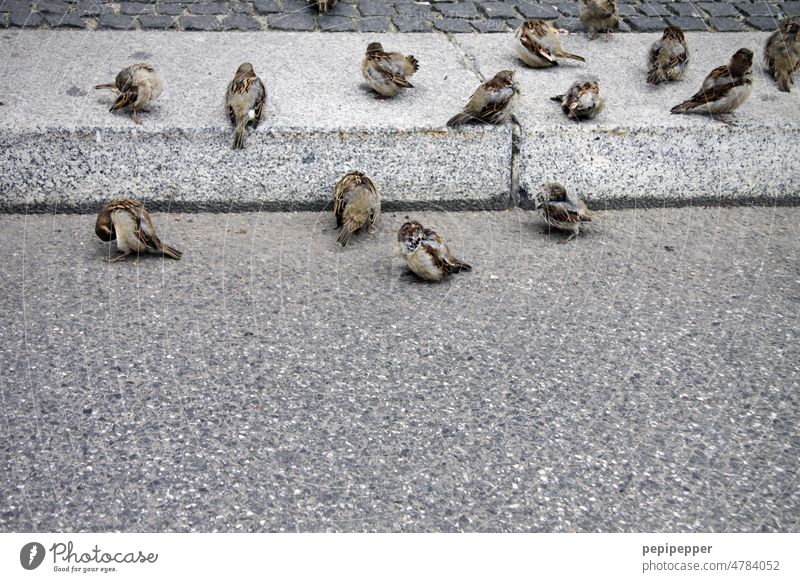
[90, 1, 800, 282]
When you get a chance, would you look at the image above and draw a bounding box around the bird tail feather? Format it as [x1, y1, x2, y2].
[647, 68, 667, 85]
[447, 112, 473, 127]
[559, 52, 585, 63]
[670, 100, 693, 114]
[94, 82, 117, 91]
[160, 243, 182, 260]
[233, 120, 247, 149]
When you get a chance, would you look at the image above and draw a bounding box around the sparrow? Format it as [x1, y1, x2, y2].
[671, 48, 754, 120]
[447, 70, 519, 127]
[534, 183, 593, 242]
[333, 171, 381, 246]
[395, 221, 472, 282]
[95, 198, 182, 262]
[514, 19, 585, 68]
[94, 63, 163, 125]
[579, 0, 619, 40]
[225, 62, 266, 150]
[764, 17, 800, 92]
[361, 42, 419, 98]
[647, 26, 689, 85]
[551, 79, 604, 121]
[315, 0, 337, 11]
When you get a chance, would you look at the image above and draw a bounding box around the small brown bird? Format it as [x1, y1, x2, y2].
[315, 0, 337, 11]
[514, 19, 585, 68]
[333, 171, 381, 246]
[395, 221, 471, 282]
[361, 42, 419, 98]
[551, 79, 605, 121]
[225, 63, 266, 150]
[647, 26, 689, 85]
[534, 183, 593, 242]
[94, 63, 163, 125]
[579, 0, 619, 40]
[671, 48, 754, 119]
[764, 17, 800, 92]
[95, 198, 182, 262]
[447, 70, 519, 127]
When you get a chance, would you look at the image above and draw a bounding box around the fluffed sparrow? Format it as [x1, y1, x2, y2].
[514, 19, 585, 68]
[94, 63, 163, 125]
[764, 17, 800, 92]
[647, 26, 689, 85]
[333, 171, 381, 246]
[395, 221, 472, 282]
[95, 198, 182, 262]
[671, 48, 753, 119]
[447, 70, 519, 127]
[534, 183, 593, 242]
[315, 0, 337, 11]
[361, 42, 419, 98]
[225, 62, 266, 150]
[579, 0, 619, 41]
[551, 79, 605, 121]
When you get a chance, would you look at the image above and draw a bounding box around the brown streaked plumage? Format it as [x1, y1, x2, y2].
[671, 48, 753, 118]
[95, 198, 182, 262]
[361, 42, 419, 98]
[647, 26, 689, 85]
[333, 171, 381, 246]
[94, 63, 163, 125]
[447, 70, 519, 127]
[395, 221, 471, 282]
[534, 183, 593, 242]
[514, 19, 585, 68]
[550, 79, 604, 121]
[764, 17, 800, 92]
[579, 0, 619, 40]
[225, 62, 266, 150]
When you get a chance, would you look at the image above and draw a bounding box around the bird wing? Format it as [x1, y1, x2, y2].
[373, 54, 414, 88]
[544, 200, 582, 224]
[521, 30, 557, 64]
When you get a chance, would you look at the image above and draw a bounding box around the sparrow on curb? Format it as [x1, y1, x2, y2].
[514, 19, 586, 68]
[315, 0, 337, 11]
[647, 26, 689, 85]
[579, 0, 619, 41]
[225, 62, 266, 150]
[447, 70, 519, 127]
[764, 17, 800, 93]
[94, 63, 163, 125]
[670, 48, 753, 121]
[361, 42, 419, 98]
[333, 171, 381, 246]
[95, 198, 182, 262]
[534, 183, 593, 243]
[395, 221, 472, 282]
[551, 79, 604, 121]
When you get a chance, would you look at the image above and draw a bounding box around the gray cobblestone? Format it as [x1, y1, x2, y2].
[253, 0, 281, 13]
[435, 2, 481, 19]
[746, 15, 784, 30]
[119, 3, 157, 16]
[784, 2, 800, 17]
[223, 13, 260, 29]
[98, 13, 136, 29]
[626, 15, 666, 32]
[180, 14, 221, 30]
[667, 3, 702, 18]
[358, 1, 395, 17]
[157, 4, 184, 15]
[392, 15, 431, 31]
[638, 4, 670, 18]
[665, 15, 708, 31]
[318, 13, 356, 31]
[708, 16, 746, 32]
[479, 2, 518, 19]
[138, 14, 177, 28]
[268, 11, 314, 30]
[515, 1, 559, 19]
[357, 15, 392, 31]
[473, 17, 509, 31]
[186, 3, 229, 16]
[36, 0, 69, 15]
[697, 2, 739, 18]
[734, 2, 782, 18]
[433, 17, 474, 32]
[45, 13, 86, 27]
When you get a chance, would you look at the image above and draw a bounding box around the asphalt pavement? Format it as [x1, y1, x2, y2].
[0, 207, 798, 532]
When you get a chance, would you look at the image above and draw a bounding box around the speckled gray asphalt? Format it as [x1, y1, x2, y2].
[1, 207, 798, 533]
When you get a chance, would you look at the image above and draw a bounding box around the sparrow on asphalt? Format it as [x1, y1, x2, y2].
[94, 63, 163, 125]
[579, 0, 619, 41]
[95, 198, 182, 262]
[225, 62, 266, 150]
[333, 171, 381, 246]
[670, 48, 754, 120]
[646, 26, 689, 85]
[764, 17, 800, 92]
[551, 79, 605, 121]
[534, 183, 593, 242]
[361, 42, 419, 98]
[447, 70, 519, 127]
[514, 19, 586, 68]
[395, 221, 472, 282]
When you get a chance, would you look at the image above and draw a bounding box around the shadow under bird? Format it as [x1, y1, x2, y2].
[670, 48, 753, 121]
[579, 0, 619, 40]
[647, 26, 689, 85]
[333, 171, 381, 246]
[514, 19, 585, 68]
[95, 199, 182, 262]
[534, 183, 593, 242]
[447, 70, 519, 127]
[395, 221, 472, 282]
[551, 79, 605, 121]
[361, 42, 419, 98]
[764, 17, 800, 92]
[225, 62, 266, 150]
[93, 63, 163, 125]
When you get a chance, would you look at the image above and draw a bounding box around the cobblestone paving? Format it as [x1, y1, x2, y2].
[0, 1, 795, 33]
